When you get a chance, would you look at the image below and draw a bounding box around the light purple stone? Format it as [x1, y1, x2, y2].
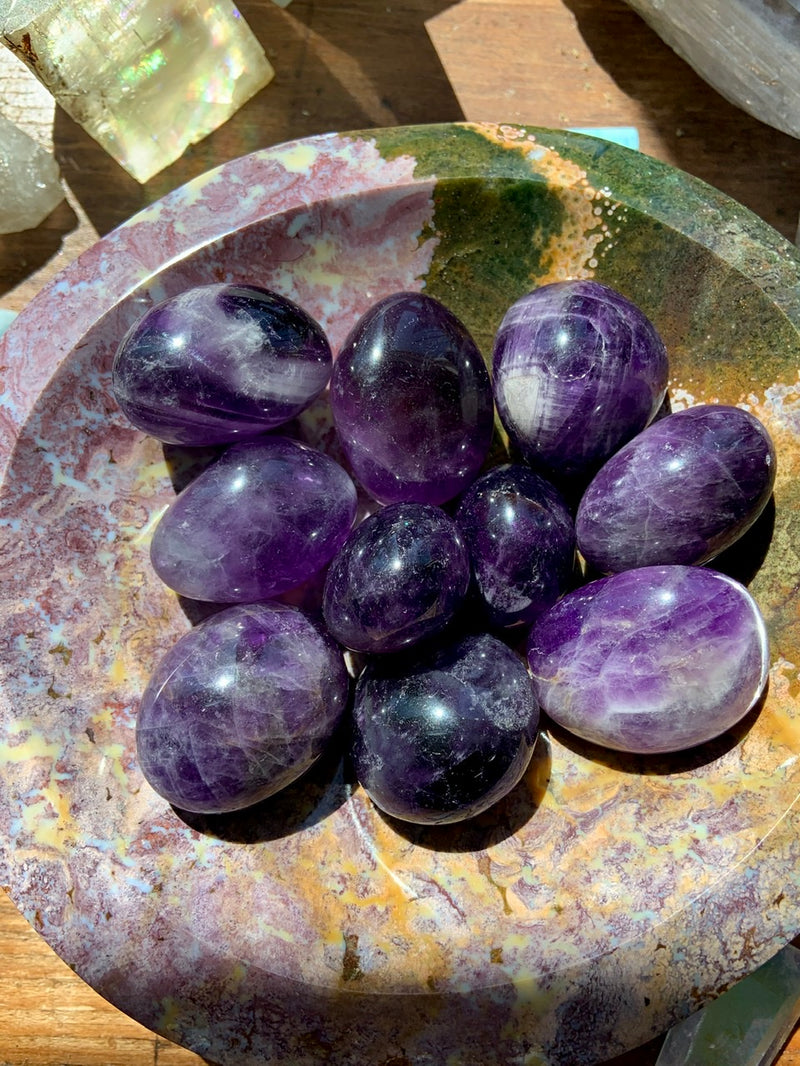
[330, 292, 494, 505]
[455, 463, 576, 629]
[527, 565, 769, 754]
[150, 436, 357, 602]
[136, 603, 349, 813]
[492, 280, 668, 482]
[112, 284, 332, 445]
[575, 404, 777, 573]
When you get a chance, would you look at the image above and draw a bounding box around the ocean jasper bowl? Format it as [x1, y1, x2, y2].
[1, 123, 800, 1066]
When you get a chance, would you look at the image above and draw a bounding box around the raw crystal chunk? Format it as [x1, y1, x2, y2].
[0, 0, 274, 183]
[150, 436, 357, 603]
[113, 284, 332, 446]
[136, 602, 349, 813]
[0, 111, 63, 233]
[527, 566, 770, 754]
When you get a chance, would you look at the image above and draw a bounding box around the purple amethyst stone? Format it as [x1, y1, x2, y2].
[575, 404, 777, 573]
[492, 280, 668, 482]
[322, 503, 470, 654]
[527, 565, 769, 754]
[455, 463, 576, 628]
[150, 436, 357, 602]
[330, 292, 494, 505]
[351, 633, 540, 824]
[136, 603, 350, 813]
[112, 284, 332, 445]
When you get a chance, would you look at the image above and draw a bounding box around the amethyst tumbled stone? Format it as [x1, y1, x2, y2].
[112, 283, 332, 445]
[455, 463, 576, 628]
[136, 603, 349, 813]
[492, 280, 668, 482]
[575, 404, 776, 573]
[323, 503, 470, 654]
[527, 566, 769, 754]
[351, 633, 540, 824]
[330, 292, 494, 505]
[150, 436, 357, 602]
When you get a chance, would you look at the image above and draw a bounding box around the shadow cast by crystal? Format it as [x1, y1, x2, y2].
[710, 495, 775, 587]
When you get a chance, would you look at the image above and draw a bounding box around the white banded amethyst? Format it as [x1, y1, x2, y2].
[150, 436, 357, 602]
[527, 566, 769, 755]
[112, 283, 332, 445]
[330, 292, 494, 505]
[455, 463, 576, 628]
[136, 603, 349, 813]
[492, 280, 668, 482]
[322, 503, 470, 654]
[351, 633, 540, 824]
[575, 404, 776, 573]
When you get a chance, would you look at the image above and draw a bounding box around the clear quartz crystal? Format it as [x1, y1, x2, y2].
[0, 110, 63, 232]
[0, 0, 274, 183]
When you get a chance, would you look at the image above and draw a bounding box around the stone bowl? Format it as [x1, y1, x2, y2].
[1, 123, 799, 1066]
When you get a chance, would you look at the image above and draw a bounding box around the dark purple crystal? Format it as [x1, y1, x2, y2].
[455, 463, 576, 628]
[136, 603, 349, 813]
[150, 436, 357, 602]
[323, 503, 470, 654]
[112, 283, 332, 445]
[351, 633, 540, 824]
[492, 280, 668, 482]
[527, 565, 769, 754]
[330, 292, 494, 505]
[575, 404, 777, 573]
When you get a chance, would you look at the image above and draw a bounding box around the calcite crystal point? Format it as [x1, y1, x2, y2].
[0, 0, 274, 183]
[0, 110, 63, 233]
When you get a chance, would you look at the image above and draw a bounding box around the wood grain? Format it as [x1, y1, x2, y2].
[1, 1, 799, 1062]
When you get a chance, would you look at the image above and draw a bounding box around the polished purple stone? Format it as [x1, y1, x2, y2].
[330, 292, 494, 505]
[323, 503, 470, 654]
[351, 633, 540, 824]
[136, 603, 349, 813]
[455, 463, 576, 629]
[492, 280, 668, 482]
[527, 566, 769, 754]
[575, 404, 777, 573]
[112, 283, 332, 445]
[150, 436, 357, 602]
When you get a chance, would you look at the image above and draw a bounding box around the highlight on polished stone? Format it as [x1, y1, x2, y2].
[0, 0, 273, 182]
[527, 565, 770, 755]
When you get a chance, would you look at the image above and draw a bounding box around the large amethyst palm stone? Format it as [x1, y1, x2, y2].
[136, 603, 350, 814]
[150, 436, 357, 602]
[527, 566, 770, 755]
[330, 292, 494, 505]
[112, 284, 332, 445]
[351, 633, 540, 824]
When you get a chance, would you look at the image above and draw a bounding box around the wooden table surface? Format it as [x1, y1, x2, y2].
[1, 2, 800, 1063]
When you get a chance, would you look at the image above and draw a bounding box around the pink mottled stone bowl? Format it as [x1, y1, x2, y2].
[1, 124, 800, 1065]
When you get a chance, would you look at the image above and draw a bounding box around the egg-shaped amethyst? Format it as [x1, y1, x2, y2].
[136, 603, 349, 813]
[455, 463, 576, 628]
[322, 503, 470, 654]
[527, 565, 769, 754]
[112, 283, 332, 445]
[575, 404, 777, 573]
[330, 292, 494, 505]
[492, 280, 668, 482]
[150, 436, 357, 602]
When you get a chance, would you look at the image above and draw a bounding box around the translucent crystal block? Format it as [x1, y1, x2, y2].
[0, 111, 63, 232]
[0, 0, 274, 183]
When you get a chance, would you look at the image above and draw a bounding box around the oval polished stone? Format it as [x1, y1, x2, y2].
[136, 603, 349, 813]
[527, 565, 769, 754]
[112, 283, 332, 445]
[575, 403, 777, 573]
[351, 633, 540, 824]
[322, 502, 470, 654]
[492, 280, 668, 482]
[330, 292, 494, 505]
[455, 463, 576, 629]
[150, 436, 357, 602]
